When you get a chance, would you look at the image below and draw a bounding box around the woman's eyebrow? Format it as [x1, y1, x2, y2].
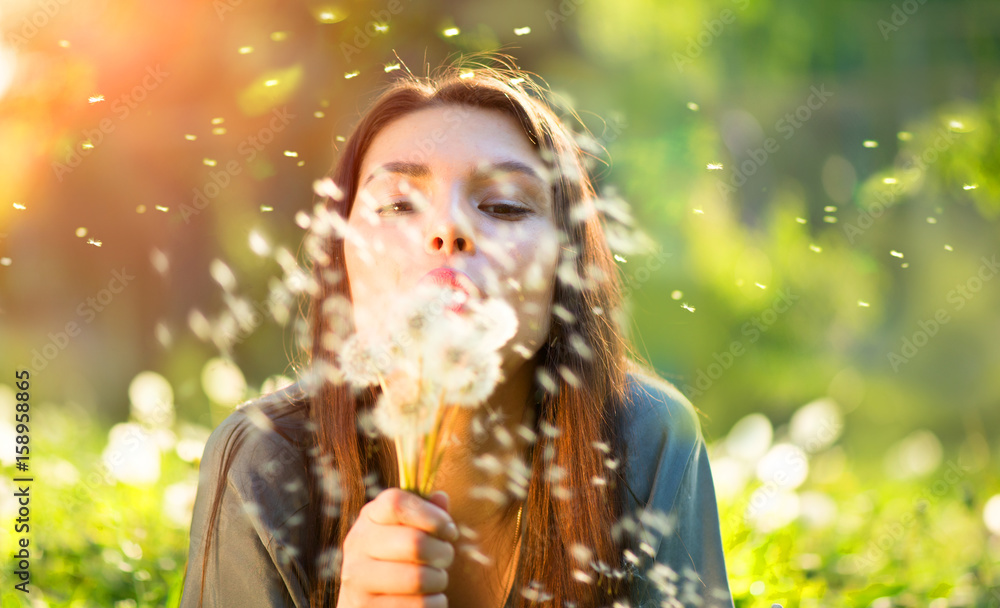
[362, 161, 430, 186]
[471, 160, 547, 185]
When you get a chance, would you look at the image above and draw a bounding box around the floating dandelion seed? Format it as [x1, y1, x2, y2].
[76, 227, 87, 237]
[155, 205, 168, 212]
[948, 120, 964, 130]
[613, 254, 627, 263]
[459, 71, 474, 79]
[863, 140, 878, 148]
[211, 117, 224, 125]
[693, 208, 704, 214]
[264, 79, 279, 87]
[374, 23, 388, 32]
[443, 27, 460, 37]
[238, 46, 253, 54]
[384, 63, 401, 72]
[249, 231, 270, 256]
[707, 163, 723, 170]
[89, 95, 104, 104]
[58, 40, 70, 48]
[295, 211, 311, 229]
[883, 177, 897, 184]
[260, 205, 273, 212]
[809, 244, 822, 253]
[209, 259, 237, 291]
[314, 111, 325, 118]
[283, 150, 298, 157]
[897, 131, 913, 141]
[335, 135, 345, 142]
[682, 303, 696, 312]
[901, 262, 909, 268]
[823, 216, 837, 223]
[270, 31, 288, 41]
[81, 140, 94, 150]
[510, 77, 525, 85]
[0, 257, 11, 266]
[795, 217, 807, 224]
[670, 290, 683, 300]
[824, 205, 837, 212]
[890, 250, 904, 258]
[87, 238, 102, 247]
[136, 204, 146, 213]
[150, 248, 169, 274]
[212, 127, 226, 135]
[13, 202, 25, 210]
[184, 134, 196, 141]
[755, 283, 767, 290]
[963, 184, 978, 190]
[687, 102, 700, 111]
[318, 10, 337, 22]
[858, 301, 870, 307]
[344, 71, 359, 79]
[514, 26, 531, 35]
[313, 177, 344, 200]
[927, 217, 937, 224]
[297, 160, 305, 167]
[944, 244, 953, 251]
[203, 158, 217, 167]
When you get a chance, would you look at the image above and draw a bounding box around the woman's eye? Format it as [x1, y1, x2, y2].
[375, 199, 414, 216]
[480, 201, 531, 218]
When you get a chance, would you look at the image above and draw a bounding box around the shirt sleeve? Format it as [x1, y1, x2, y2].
[622, 370, 735, 608]
[180, 407, 312, 608]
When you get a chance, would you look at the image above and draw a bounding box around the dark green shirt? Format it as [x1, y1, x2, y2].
[181, 362, 734, 607]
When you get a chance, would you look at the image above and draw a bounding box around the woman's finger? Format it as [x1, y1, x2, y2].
[342, 556, 449, 595]
[363, 524, 455, 568]
[364, 488, 459, 542]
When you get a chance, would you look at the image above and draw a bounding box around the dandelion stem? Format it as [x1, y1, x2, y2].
[419, 389, 447, 496]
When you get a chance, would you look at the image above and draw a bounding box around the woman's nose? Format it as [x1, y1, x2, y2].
[424, 200, 476, 256]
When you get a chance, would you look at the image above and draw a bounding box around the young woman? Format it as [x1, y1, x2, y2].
[181, 55, 733, 608]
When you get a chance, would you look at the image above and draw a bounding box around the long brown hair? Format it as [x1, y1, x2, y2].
[196, 52, 655, 607]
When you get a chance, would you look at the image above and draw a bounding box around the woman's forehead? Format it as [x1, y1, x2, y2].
[359, 105, 548, 183]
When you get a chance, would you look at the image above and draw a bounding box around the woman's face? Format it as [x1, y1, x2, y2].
[344, 104, 561, 372]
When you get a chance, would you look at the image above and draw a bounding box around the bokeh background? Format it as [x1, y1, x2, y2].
[1, 0, 999, 605]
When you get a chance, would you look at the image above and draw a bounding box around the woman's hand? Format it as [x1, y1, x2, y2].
[337, 488, 458, 607]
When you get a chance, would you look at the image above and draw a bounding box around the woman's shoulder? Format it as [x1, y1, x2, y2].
[197, 382, 314, 530]
[619, 359, 706, 509]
